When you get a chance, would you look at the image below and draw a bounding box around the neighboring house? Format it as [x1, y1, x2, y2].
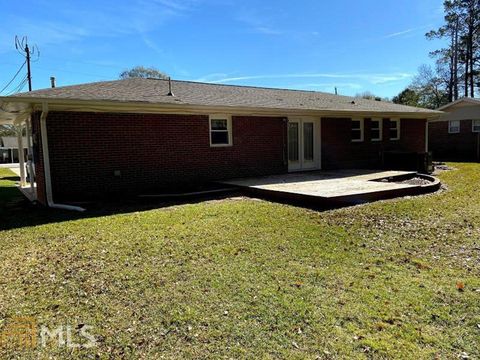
[429, 98, 480, 161]
[0, 78, 441, 206]
[0, 136, 28, 163]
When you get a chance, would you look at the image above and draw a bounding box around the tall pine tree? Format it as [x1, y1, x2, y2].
[426, 0, 479, 99]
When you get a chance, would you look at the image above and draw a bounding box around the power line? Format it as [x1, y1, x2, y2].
[7, 75, 28, 95]
[15, 36, 39, 92]
[0, 61, 26, 94]
[0, 37, 40, 95]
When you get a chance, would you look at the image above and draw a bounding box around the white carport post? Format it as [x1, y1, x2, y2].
[16, 125, 26, 187]
[25, 116, 35, 195]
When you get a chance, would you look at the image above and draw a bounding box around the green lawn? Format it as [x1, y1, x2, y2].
[0, 165, 479, 359]
[0, 169, 21, 205]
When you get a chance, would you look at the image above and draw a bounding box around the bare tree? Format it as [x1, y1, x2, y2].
[411, 65, 449, 109]
[119, 66, 169, 80]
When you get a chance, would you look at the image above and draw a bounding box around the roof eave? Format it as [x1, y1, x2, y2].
[437, 97, 480, 111]
[1, 96, 443, 120]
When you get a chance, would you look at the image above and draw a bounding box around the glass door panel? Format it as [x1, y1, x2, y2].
[288, 119, 319, 171]
[303, 122, 314, 162]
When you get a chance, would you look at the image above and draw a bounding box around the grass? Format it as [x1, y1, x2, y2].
[0, 164, 479, 359]
[0, 170, 21, 205]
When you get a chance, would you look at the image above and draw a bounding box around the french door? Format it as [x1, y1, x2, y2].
[288, 118, 320, 171]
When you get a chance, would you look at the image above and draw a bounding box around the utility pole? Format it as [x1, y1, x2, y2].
[15, 36, 39, 92]
[25, 42, 32, 91]
[13, 36, 39, 189]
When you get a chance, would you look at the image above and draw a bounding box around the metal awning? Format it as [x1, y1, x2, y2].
[0, 99, 36, 200]
[0, 100, 32, 125]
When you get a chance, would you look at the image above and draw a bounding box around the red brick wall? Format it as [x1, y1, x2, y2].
[31, 111, 428, 204]
[429, 120, 480, 160]
[321, 118, 427, 169]
[40, 112, 287, 202]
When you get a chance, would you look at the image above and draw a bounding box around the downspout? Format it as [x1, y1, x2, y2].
[425, 120, 429, 153]
[283, 118, 288, 167]
[16, 125, 26, 186]
[40, 102, 85, 212]
[425, 120, 430, 173]
[26, 116, 36, 197]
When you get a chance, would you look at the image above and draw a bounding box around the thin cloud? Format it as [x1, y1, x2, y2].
[367, 73, 412, 84]
[150, 0, 196, 11]
[196, 72, 413, 85]
[254, 27, 284, 35]
[383, 25, 431, 39]
[236, 8, 285, 36]
[14, 17, 89, 41]
[196, 73, 231, 82]
[295, 83, 363, 90]
[0, 0, 200, 53]
[142, 36, 164, 55]
[288, 83, 363, 93]
[384, 28, 416, 39]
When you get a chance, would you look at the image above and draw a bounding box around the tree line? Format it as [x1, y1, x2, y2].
[393, 0, 479, 109]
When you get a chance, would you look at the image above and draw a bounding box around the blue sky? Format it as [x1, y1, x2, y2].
[0, 0, 446, 98]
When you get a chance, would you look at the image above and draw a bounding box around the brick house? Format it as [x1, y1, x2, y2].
[429, 98, 480, 161]
[0, 78, 441, 208]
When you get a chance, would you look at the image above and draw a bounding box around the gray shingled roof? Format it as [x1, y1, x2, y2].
[10, 78, 440, 115]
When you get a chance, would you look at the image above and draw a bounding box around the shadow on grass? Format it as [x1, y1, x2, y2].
[0, 168, 443, 231]
[0, 190, 249, 231]
[0, 176, 21, 182]
[0, 185, 443, 232]
[0, 177, 354, 231]
[0, 186, 23, 203]
[0, 169, 254, 231]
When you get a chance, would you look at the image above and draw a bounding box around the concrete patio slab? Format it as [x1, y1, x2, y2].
[220, 170, 440, 206]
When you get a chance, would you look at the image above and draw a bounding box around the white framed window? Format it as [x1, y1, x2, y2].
[448, 120, 460, 134]
[472, 119, 480, 133]
[371, 118, 382, 141]
[351, 119, 364, 142]
[209, 115, 232, 147]
[389, 119, 400, 140]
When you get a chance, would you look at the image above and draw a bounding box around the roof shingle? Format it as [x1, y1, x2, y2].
[10, 78, 441, 115]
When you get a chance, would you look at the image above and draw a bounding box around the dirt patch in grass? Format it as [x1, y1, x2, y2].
[396, 177, 433, 186]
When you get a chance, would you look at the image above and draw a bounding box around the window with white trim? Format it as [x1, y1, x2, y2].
[209, 115, 232, 146]
[351, 119, 364, 142]
[473, 119, 480, 133]
[371, 118, 382, 141]
[448, 120, 460, 134]
[389, 119, 400, 140]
